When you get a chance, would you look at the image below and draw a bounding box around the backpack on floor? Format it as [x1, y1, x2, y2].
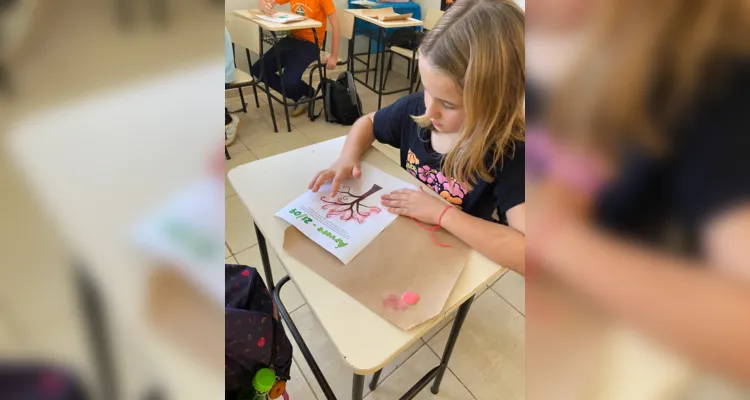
[225, 264, 293, 400]
[0, 364, 90, 399]
[309, 71, 363, 126]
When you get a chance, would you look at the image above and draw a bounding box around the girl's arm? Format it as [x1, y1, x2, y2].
[381, 191, 526, 273]
[536, 206, 750, 383]
[441, 204, 526, 275]
[339, 112, 376, 162]
[310, 113, 376, 194]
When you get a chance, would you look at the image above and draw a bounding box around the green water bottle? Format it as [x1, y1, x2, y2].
[252, 368, 276, 400]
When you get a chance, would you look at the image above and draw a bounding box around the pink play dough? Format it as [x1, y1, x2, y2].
[401, 291, 420, 305]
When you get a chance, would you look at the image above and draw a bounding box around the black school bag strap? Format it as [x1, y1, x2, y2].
[308, 79, 337, 123]
[308, 80, 325, 122]
[344, 71, 363, 117]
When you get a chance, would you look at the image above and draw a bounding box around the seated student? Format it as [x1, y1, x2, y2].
[309, 0, 527, 274]
[252, 0, 340, 117]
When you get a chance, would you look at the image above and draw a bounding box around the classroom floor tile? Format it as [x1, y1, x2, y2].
[427, 290, 525, 400]
[364, 346, 476, 400]
[491, 270, 526, 316]
[298, 120, 351, 144]
[287, 360, 319, 399]
[284, 304, 425, 400]
[251, 133, 315, 159]
[225, 150, 257, 198]
[422, 310, 457, 344]
[226, 93, 286, 121]
[234, 245, 306, 315]
[237, 117, 302, 152]
[225, 195, 258, 254]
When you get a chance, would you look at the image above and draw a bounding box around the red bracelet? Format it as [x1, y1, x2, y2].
[411, 205, 454, 248]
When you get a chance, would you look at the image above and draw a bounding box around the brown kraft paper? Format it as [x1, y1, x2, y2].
[283, 215, 469, 330]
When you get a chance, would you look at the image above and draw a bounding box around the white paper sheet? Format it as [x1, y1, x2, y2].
[253, 11, 306, 24]
[275, 162, 416, 264]
[133, 176, 225, 304]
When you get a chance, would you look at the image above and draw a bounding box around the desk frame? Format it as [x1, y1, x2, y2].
[346, 15, 420, 110]
[253, 224, 475, 400]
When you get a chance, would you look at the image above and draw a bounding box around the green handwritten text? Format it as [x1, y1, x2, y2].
[289, 208, 313, 224]
[317, 227, 348, 248]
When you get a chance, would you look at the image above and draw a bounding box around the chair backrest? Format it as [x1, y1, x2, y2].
[424, 9, 444, 31]
[322, 12, 354, 57]
[337, 11, 355, 41]
[225, 12, 260, 54]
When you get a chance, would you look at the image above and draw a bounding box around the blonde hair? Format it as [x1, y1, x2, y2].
[549, 0, 750, 158]
[413, 0, 525, 188]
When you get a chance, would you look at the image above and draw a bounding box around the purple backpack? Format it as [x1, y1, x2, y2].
[225, 264, 293, 398]
[0, 364, 89, 399]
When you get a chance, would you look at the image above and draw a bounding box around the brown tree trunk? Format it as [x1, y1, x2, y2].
[357, 184, 382, 202]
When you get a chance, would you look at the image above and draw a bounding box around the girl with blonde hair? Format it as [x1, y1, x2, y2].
[310, 0, 526, 274]
[527, 0, 750, 384]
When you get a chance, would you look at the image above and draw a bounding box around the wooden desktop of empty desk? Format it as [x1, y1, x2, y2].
[227, 137, 505, 400]
[344, 8, 423, 110]
[8, 64, 224, 400]
[230, 10, 325, 133]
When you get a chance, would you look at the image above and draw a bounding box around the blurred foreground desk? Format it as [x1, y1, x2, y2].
[7, 62, 224, 400]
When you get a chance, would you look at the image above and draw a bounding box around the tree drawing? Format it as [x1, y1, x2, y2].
[320, 184, 382, 224]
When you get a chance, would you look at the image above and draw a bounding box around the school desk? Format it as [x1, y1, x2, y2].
[343, 8, 423, 110]
[231, 10, 325, 133]
[7, 63, 224, 400]
[227, 136, 505, 399]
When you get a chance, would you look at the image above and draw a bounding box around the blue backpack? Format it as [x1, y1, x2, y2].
[225, 264, 293, 399]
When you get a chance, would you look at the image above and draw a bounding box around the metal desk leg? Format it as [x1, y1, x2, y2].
[253, 223, 275, 293]
[245, 49, 262, 108]
[274, 276, 338, 399]
[377, 27, 387, 110]
[312, 29, 326, 119]
[365, 35, 373, 85]
[369, 368, 383, 390]
[258, 27, 279, 133]
[270, 32, 292, 133]
[75, 264, 118, 400]
[352, 374, 365, 400]
[431, 295, 474, 394]
[348, 24, 356, 73]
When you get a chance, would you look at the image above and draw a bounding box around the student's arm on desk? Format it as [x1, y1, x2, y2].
[534, 203, 750, 383]
[310, 113, 376, 194]
[441, 203, 526, 275]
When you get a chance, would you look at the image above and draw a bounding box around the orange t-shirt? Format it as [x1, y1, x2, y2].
[274, 0, 335, 48]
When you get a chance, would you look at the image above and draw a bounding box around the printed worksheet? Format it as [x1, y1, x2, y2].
[275, 162, 416, 264]
[252, 11, 306, 24]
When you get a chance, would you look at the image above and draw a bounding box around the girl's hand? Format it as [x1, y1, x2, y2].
[309, 157, 362, 196]
[381, 187, 447, 225]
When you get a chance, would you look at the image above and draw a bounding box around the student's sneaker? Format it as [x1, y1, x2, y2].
[225, 114, 239, 146]
[291, 96, 310, 118]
